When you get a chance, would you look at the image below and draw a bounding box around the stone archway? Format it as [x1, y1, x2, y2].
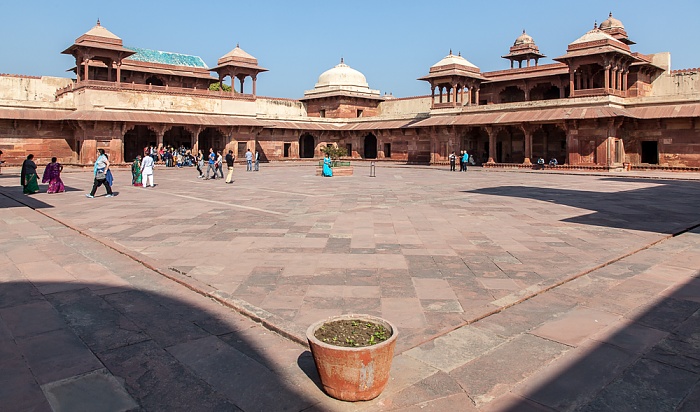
[123, 125, 157, 162]
[462, 127, 489, 165]
[364, 134, 377, 159]
[145, 76, 164, 86]
[198, 127, 226, 154]
[299, 134, 315, 158]
[532, 124, 567, 164]
[530, 83, 561, 101]
[163, 126, 193, 151]
[499, 86, 526, 103]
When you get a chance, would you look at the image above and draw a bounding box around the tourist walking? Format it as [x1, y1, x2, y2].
[41, 157, 65, 193]
[21, 154, 40, 194]
[462, 151, 469, 172]
[205, 148, 216, 179]
[225, 150, 235, 183]
[86, 149, 113, 198]
[131, 155, 142, 186]
[322, 154, 333, 177]
[196, 150, 204, 178]
[245, 148, 253, 171]
[254, 149, 260, 171]
[215, 151, 224, 179]
[141, 152, 155, 187]
[449, 151, 456, 171]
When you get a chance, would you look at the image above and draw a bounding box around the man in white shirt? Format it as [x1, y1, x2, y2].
[254, 150, 260, 171]
[141, 153, 155, 187]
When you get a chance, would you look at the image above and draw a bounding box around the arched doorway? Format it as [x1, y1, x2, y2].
[463, 127, 489, 165]
[145, 76, 164, 86]
[530, 83, 561, 101]
[499, 86, 526, 103]
[163, 126, 192, 151]
[123, 125, 156, 162]
[299, 134, 315, 158]
[364, 134, 377, 159]
[495, 126, 526, 163]
[532, 124, 567, 164]
[198, 128, 226, 154]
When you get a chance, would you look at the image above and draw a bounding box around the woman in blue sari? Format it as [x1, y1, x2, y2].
[322, 154, 333, 177]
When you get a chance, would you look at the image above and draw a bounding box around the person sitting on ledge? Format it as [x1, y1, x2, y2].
[536, 157, 545, 170]
[549, 157, 558, 167]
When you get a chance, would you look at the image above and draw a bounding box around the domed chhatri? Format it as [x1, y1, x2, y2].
[502, 30, 545, 69]
[431, 50, 479, 70]
[598, 12, 635, 45]
[304, 58, 380, 98]
[599, 12, 624, 30]
[514, 30, 534, 46]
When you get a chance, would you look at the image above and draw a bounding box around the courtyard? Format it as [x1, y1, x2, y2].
[1, 163, 699, 411]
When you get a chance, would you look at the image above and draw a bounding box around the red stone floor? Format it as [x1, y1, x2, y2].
[1, 164, 699, 411]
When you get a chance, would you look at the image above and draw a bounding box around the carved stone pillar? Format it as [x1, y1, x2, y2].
[604, 65, 610, 91]
[486, 126, 496, 163]
[569, 68, 575, 97]
[521, 124, 533, 165]
[474, 88, 480, 106]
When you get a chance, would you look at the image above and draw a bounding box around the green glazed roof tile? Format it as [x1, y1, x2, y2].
[125, 47, 208, 69]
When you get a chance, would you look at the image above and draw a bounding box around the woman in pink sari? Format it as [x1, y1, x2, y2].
[42, 157, 65, 193]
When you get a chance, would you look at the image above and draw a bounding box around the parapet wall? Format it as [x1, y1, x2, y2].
[0, 75, 74, 108]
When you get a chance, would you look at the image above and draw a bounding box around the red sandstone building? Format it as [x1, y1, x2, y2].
[1, 14, 699, 169]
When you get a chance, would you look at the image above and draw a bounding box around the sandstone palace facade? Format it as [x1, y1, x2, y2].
[1, 15, 699, 170]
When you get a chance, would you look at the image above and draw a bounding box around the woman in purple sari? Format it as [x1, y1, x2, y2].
[41, 157, 65, 193]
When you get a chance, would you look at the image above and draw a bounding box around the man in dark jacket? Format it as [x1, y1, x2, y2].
[225, 150, 235, 184]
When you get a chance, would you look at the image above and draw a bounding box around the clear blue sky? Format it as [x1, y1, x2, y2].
[1, 0, 697, 99]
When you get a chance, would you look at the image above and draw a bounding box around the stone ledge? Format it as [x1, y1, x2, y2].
[315, 166, 354, 176]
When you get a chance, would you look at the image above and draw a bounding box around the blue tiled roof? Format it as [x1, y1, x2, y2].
[125, 47, 208, 69]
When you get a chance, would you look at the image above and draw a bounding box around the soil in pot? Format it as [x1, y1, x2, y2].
[314, 319, 390, 347]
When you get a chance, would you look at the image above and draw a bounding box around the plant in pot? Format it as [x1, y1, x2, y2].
[306, 314, 398, 402]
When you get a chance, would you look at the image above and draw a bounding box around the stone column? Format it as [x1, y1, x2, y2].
[83, 57, 90, 82]
[486, 127, 496, 163]
[521, 124, 533, 165]
[604, 65, 610, 91]
[569, 68, 575, 97]
[116, 61, 122, 84]
[622, 69, 629, 97]
[474, 88, 480, 106]
[617, 69, 623, 92]
[252, 76, 257, 96]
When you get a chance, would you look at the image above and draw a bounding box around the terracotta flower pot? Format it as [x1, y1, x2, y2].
[306, 314, 398, 402]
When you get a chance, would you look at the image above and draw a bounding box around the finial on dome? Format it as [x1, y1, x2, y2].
[340, 57, 344, 64]
[449, 49, 452, 55]
[593, 20, 598, 29]
[609, 11, 613, 17]
[97, 18, 101, 26]
[458, 51, 461, 57]
[236, 42, 239, 48]
[523, 29, 526, 34]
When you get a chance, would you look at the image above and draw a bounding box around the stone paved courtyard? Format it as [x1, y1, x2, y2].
[1, 164, 699, 411]
[23, 165, 699, 350]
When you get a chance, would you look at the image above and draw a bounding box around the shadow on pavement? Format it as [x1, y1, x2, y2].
[496, 272, 700, 411]
[467, 179, 700, 234]
[0, 280, 320, 411]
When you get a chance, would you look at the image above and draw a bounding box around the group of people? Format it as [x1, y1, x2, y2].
[449, 150, 473, 172]
[16, 145, 261, 198]
[20, 154, 66, 194]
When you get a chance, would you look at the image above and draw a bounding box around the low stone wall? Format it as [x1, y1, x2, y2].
[316, 166, 353, 176]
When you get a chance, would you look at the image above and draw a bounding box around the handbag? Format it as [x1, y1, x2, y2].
[95, 170, 107, 181]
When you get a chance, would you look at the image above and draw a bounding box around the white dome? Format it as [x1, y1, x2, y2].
[315, 59, 369, 88]
[431, 51, 478, 69]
